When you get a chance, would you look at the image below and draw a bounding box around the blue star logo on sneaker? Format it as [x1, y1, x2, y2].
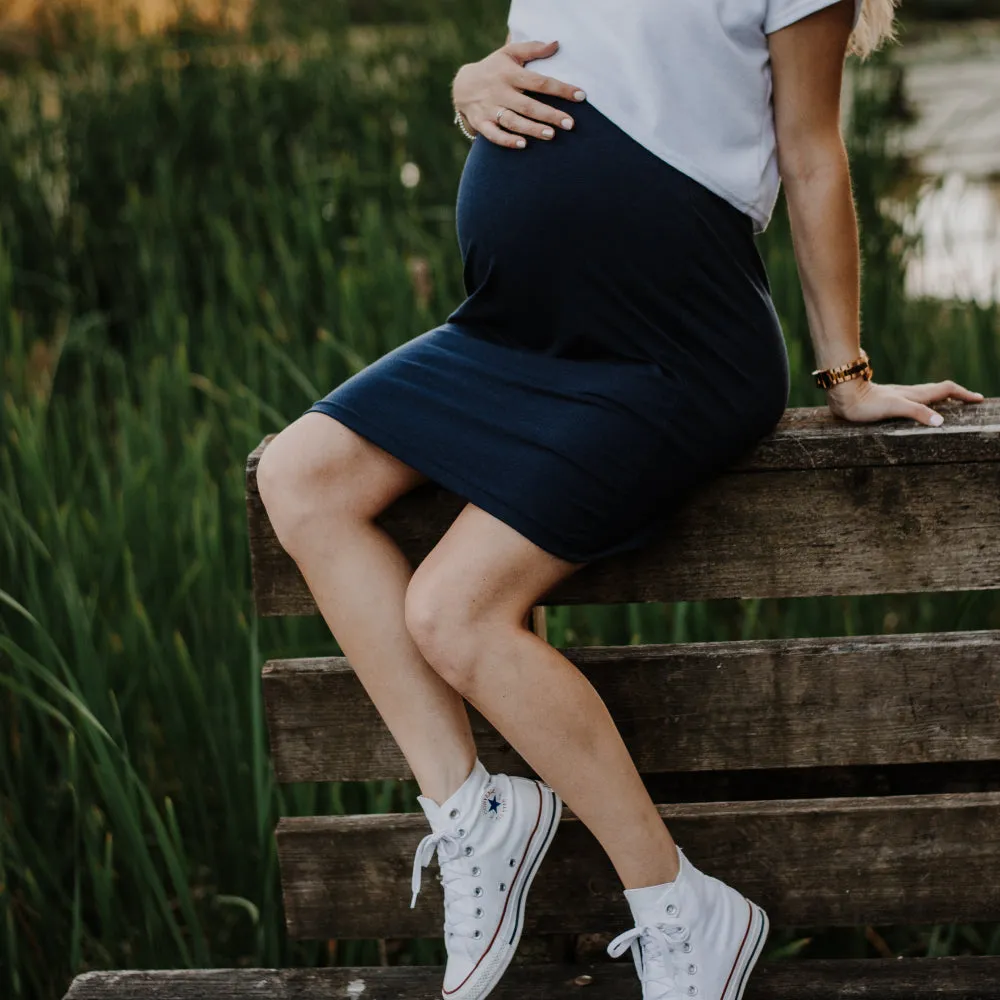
[481, 784, 505, 820]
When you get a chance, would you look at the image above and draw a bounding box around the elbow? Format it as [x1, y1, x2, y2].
[777, 131, 850, 187]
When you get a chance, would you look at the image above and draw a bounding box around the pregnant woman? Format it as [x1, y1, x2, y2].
[257, 2, 982, 998]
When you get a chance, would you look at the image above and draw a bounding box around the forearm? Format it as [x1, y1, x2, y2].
[780, 138, 861, 372]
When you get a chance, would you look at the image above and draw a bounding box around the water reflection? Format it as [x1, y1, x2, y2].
[892, 21, 1000, 303]
[904, 172, 1000, 306]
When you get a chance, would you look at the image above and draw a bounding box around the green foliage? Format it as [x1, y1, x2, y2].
[0, 18, 997, 1000]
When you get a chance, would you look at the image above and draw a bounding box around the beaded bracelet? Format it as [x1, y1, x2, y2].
[453, 108, 477, 142]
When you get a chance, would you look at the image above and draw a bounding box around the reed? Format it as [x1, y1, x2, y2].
[1, 14, 998, 999]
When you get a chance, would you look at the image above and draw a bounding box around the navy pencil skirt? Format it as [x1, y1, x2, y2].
[306, 92, 790, 564]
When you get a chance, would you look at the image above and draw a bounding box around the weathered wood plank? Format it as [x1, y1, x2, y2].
[60, 956, 1000, 1000]
[248, 399, 1000, 479]
[275, 792, 1000, 939]
[262, 629, 1000, 782]
[246, 401, 1000, 615]
[738, 398, 1000, 470]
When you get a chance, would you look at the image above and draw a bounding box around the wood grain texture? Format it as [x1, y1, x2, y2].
[245, 401, 1000, 616]
[61, 956, 1000, 1000]
[262, 629, 1000, 782]
[275, 791, 1000, 939]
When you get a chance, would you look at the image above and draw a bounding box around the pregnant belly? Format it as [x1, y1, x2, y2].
[446, 92, 784, 398]
[449, 93, 687, 359]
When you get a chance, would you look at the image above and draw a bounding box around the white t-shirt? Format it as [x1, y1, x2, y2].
[506, 0, 863, 234]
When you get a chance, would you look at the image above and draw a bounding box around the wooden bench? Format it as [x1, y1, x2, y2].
[65, 398, 1000, 999]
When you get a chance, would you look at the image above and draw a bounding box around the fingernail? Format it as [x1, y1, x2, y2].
[573, 90, 586, 101]
[516, 138, 526, 148]
[973, 391, 984, 398]
[542, 126, 554, 138]
[930, 413, 944, 426]
[561, 117, 574, 129]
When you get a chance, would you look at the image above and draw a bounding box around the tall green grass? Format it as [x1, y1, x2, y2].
[1, 15, 998, 1000]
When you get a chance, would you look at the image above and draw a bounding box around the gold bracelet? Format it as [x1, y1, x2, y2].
[454, 108, 477, 142]
[811, 349, 873, 390]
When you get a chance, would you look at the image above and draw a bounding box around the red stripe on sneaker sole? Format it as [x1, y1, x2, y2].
[507, 788, 559, 946]
[728, 903, 769, 1000]
[721, 899, 768, 1000]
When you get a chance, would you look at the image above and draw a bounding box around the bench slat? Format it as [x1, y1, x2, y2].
[61, 956, 1000, 1000]
[740, 398, 1000, 469]
[262, 629, 1000, 782]
[275, 791, 1000, 939]
[246, 403, 1000, 616]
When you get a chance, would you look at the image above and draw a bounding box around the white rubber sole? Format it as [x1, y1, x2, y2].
[724, 899, 770, 1000]
[444, 783, 562, 1000]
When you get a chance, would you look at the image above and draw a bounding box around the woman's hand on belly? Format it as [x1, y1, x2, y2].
[452, 38, 586, 149]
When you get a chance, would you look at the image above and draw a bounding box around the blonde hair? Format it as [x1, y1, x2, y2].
[848, 0, 901, 60]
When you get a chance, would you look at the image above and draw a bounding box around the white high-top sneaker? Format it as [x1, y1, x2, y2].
[410, 759, 562, 1000]
[607, 844, 769, 999]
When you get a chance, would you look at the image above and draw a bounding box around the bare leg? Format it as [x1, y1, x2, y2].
[404, 503, 680, 889]
[256, 413, 477, 804]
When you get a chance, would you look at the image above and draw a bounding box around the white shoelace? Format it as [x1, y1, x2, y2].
[410, 828, 485, 957]
[607, 921, 694, 998]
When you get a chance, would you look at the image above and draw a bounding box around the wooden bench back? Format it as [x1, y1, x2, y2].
[246, 400, 1000, 945]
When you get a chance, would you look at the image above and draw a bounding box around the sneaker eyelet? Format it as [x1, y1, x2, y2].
[686, 987, 697, 996]
[498, 882, 507, 892]
[508, 858, 516, 867]
[471, 866, 481, 876]
[473, 886, 483, 897]
[448, 808, 460, 819]
[456, 828, 466, 838]
[665, 903, 679, 915]
[681, 941, 692, 953]
[687, 963, 697, 975]
[463, 845, 474, 856]
[473, 929, 483, 940]
[474, 907, 483, 918]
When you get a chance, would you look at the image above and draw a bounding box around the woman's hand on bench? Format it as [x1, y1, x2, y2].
[826, 377, 984, 426]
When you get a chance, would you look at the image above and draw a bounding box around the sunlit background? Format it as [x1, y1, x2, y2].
[2, 2, 999, 998]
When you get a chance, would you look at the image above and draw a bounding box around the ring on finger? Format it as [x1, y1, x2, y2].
[496, 107, 507, 125]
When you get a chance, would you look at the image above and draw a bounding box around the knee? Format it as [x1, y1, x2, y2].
[404, 576, 488, 694]
[256, 436, 312, 558]
[255, 421, 356, 558]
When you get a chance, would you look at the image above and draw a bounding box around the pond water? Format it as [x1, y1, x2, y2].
[888, 19, 1000, 304]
